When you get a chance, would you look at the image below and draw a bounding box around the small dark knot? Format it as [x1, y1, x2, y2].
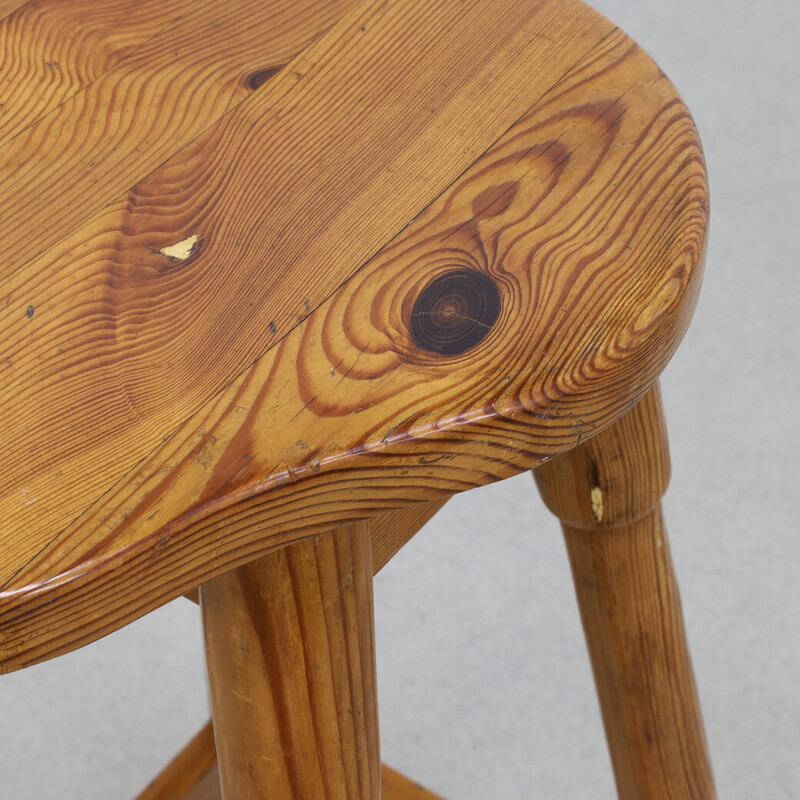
[409, 269, 500, 356]
[245, 67, 281, 91]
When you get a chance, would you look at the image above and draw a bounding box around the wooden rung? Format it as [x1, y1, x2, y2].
[382, 764, 448, 800]
[135, 722, 447, 800]
[178, 764, 221, 800]
[134, 721, 217, 800]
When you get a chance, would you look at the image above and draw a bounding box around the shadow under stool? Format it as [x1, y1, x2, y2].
[0, 0, 715, 798]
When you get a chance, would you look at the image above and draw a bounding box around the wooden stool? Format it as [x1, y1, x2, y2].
[0, 1, 714, 798]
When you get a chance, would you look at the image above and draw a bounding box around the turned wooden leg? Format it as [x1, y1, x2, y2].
[534, 384, 716, 800]
[199, 522, 379, 800]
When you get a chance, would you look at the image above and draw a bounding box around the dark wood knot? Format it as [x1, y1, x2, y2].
[409, 269, 500, 356]
[245, 67, 282, 91]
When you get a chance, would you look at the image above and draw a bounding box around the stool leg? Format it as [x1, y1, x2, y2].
[534, 384, 716, 800]
[199, 522, 379, 800]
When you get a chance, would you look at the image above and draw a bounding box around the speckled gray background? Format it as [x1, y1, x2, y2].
[1, 1, 798, 797]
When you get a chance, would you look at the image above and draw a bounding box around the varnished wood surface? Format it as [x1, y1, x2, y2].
[0, 0, 358, 272]
[182, 498, 447, 605]
[534, 385, 670, 528]
[0, 0, 246, 144]
[0, 0, 707, 671]
[201, 522, 379, 799]
[138, 730, 444, 800]
[535, 386, 716, 799]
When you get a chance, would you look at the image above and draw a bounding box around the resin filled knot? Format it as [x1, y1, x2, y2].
[409, 269, 501, 356]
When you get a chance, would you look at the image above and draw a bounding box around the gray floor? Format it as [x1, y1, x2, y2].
[1, 1, 798, 797]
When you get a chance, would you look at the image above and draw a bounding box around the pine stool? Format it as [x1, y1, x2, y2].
[0, 0, 714, 798]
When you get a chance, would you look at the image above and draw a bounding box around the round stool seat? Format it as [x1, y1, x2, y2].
[0, 0, 706, 673]
[1, 3, 717, 799]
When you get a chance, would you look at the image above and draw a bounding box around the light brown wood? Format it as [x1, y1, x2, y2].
[534, 385, 671, 529]
[0, 0, 359, 274]
[369, 499, 450, 575]
[381, 765, 447, 800]
[0, 1, 34, 22]
[534, 385, 716, 799]
[135, 721, 217, 800]
[0, 1, 707, 671]
[180, 768, 222, 800]
[200, 522, 379, 799]
[183, 588, 201, 606]
[0, 0, 230, 145]
[138, 745, 444, 800]
[184, 497, 448, 603]
[0, 0, 613, 588]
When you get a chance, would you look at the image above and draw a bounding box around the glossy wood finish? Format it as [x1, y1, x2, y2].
[0, 0, 707, 671]
[201, 522, 379, 799]
[0, 4, 715, 797]
[534, 385, 716, 799]
[0, 0, 358, 272]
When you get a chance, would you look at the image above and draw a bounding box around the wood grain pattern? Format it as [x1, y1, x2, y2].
[201, 522, 379, 799]
[0, 0, 610, 584]
[0, 1, 33, 23]
[0, 0, 219, 145]
[185, 497, 449, 605]
[0, 3, 708, 672]
[534, 385, 716, 799]
[138, 742, 445, 800]
[534, 384, 670, 528]
[0, 0, 357, 277]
